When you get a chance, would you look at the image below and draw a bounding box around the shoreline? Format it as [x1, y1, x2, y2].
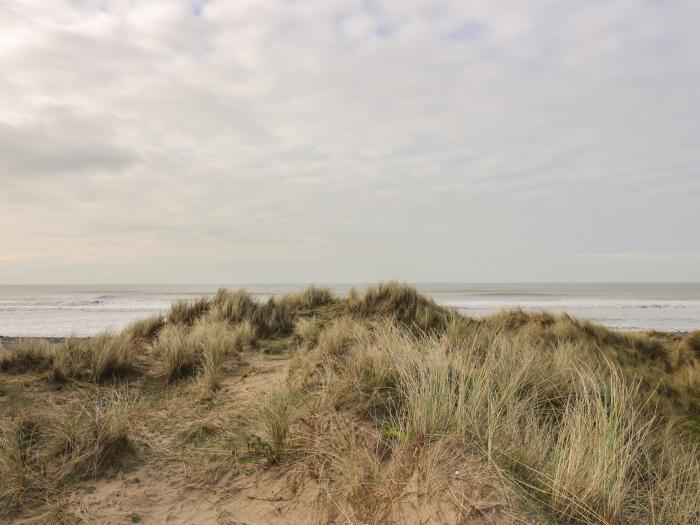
[0, 335, 77, 346]
[1, 330, 693, 346]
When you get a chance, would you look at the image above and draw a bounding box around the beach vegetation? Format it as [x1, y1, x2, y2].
[1, 283, 699, 523]
[167, 297, 210, 326]
[52, 333, 137, 383]
[0, 338, 53, 373]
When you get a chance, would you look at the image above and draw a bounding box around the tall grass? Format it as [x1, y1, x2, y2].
[52, 333, 137, 383]
[290, 320, 700, 524]
[0, 339, 53, 373]
[250, 387, 298, 461]
[152, 319, 240, 386]
[167, 297, 210, 326]
[279, 286, 335, 310]
[294, 317, 323, 347]
[209, 289, 293, 337]
[349, 282, 449, 332]
[681, 330, 700, 361]
[209, 289, 257, 324]
[123, 314, 165, 343]
[0, 388, 140, 515]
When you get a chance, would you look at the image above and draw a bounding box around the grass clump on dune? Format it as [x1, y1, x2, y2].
[167, 297, 211, 326]
[681, 330, 700, 361]
[152, 324, 199, 382]
[0, 339, 53, 373]
[123, 314, 165, 344]
[279, 286, 336, 311]
[290, 319, 700, 524]
[349, 281, 449, 332]
[209, 289, 293, 337]
[249, 387, 298, 461]
[209, 289, 258, 325]
[294, 317, 323, 348]
[152, 319, 242, 387]
[52, 333, 138, 383]
[0, 388, 140, 516]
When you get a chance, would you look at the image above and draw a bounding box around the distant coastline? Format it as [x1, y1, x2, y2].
[3, 283, 700, 337]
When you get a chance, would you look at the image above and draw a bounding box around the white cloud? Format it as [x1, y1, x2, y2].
[0, 0, 699, 283]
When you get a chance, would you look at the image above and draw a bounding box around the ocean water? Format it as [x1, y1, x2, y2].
[0, 283, 699, 337]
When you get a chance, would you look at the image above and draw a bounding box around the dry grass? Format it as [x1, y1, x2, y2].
[0, 388, 140, 516]
[191, 320, 239, 391]
[152, 324, 198, 381]
[289, 318, 700, 524]
[52, 333, 138, 383]
[152, 319, 240, 386]
[279, 286, 336, 310]
[167, 296, 211, 326]
[681, 330, 700, 361]
[0, 338, 53, 373]
[349, 282, 449, 332]
[232, 319, 257, 351]
[294, 316, 323, 347]
[123, 314, 165, 343]
[209, 289, 257, 325]
[209, 289, 293, 337]
[248, 387, 298, 461]
[2, 283, 699, 523]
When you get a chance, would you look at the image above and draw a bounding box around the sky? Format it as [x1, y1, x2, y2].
[1, 0, 699, 284]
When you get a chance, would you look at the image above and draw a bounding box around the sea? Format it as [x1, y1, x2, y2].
[1, 283, 699, 338]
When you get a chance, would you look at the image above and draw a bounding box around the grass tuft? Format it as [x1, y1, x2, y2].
[294, 317, 323, 348]
[249, 387, 298, 461]
[350, 282, 449, 332]
[0, 339, 53, 373]
[167, 297, 210, 326]
[52, 333, 137, 383]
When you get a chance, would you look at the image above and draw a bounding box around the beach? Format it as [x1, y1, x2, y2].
[1, 283, 699, 338]
[1, 283, 699, 523]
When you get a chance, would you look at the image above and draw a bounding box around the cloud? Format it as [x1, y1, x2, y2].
[0, 0, 699, 282]
[572, 253, 700, 261]
[0, 113, 139, 178]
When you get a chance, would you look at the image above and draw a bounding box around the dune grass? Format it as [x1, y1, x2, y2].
[52, 333, 138, 383]
[0, 388, 139, 515]
[290, 319, 700, 524]
[0, 339, 53, 373]
[348, 281, 450, 332]
[167, 297, 210, 326]
[1, 283, 699, 523]
[249, 387, 298, 461]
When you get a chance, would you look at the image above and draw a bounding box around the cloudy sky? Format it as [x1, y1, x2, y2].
[1, 0, 699, 284]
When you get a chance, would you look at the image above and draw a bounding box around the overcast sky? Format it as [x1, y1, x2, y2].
[1, 0, 699, 284]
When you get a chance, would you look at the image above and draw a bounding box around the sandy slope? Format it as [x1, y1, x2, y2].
[10, 352, 513, 524]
